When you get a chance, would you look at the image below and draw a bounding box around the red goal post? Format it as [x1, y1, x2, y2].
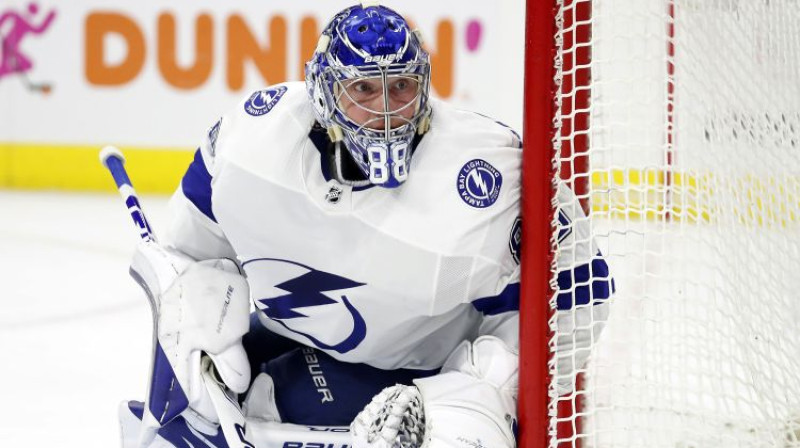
[520, 0, 590, 446]
[518, 0, 559, 445]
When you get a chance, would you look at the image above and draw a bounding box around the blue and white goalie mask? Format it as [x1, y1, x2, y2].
[305, 3, 432, 188]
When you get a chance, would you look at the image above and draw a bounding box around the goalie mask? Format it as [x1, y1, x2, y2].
[305, 2, 432, 188]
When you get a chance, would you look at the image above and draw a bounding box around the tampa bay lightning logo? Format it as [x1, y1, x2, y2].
[457, 159, 503, 208]
[244, 86, 287, 116]
[243, 258, 366, 354]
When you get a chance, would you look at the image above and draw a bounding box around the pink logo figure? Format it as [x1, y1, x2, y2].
[0, 3, 56, 92]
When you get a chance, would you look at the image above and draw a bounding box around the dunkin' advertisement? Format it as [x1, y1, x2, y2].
[0, 1, 525, 152]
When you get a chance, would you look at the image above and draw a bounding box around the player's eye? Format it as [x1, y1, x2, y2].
[352, 81, 375, 94]
[393, 79, 409, 91]
[389, 78, 419, 104]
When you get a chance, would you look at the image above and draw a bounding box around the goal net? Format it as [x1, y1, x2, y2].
[520, 1, 800, 447]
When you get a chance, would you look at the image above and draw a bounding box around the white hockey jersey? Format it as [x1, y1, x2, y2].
[163, 82, 611, 373]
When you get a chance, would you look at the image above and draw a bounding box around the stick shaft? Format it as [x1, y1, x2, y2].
[100, 147, 157, 243]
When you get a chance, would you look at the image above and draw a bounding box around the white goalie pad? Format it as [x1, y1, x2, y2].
[121, 370, 352, 448]
[351, 337, 518, 448]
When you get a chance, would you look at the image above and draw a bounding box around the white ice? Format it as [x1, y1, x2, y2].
[0, 190, 171, 448]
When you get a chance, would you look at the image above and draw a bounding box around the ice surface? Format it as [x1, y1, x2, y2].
[0, 190, 170, 448]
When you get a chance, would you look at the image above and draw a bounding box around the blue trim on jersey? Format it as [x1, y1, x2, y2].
[470, 111, 522, 145]
[148, 342, 189, 425]
[309, 129, 334, 181]
[244, 313, 439, 426]
[265, 346, 439, 425]
[181, 149, 217, 222]
[472, 282, 520, 315]
[557, 209, 573, 243]
[308, 127, 375, 192]
[556, 254, 615, 310]
[307, 126, 423, 192]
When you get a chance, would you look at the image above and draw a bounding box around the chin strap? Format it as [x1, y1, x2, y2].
[417, 112, 431, 135]
[327, 124, 344, 142]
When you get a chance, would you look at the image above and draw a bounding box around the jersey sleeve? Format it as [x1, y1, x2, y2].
[472, 251, 521, 351]
[469, 182, 614, 363]
[466, 207, 521, 351]
[553, 182, 614, 310]
[161, 117, 237, 261]
[463, 124, 524, 352]
[551, 182, 613, 395]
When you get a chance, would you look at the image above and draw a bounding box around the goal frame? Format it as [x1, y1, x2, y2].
[518, 0, 558, 446]
[519, 0, 592, 446]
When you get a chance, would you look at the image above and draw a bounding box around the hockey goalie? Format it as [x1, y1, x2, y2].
[117, 2, 613, 447]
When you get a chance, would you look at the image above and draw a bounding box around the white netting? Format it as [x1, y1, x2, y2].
[551, 0, 800, 447]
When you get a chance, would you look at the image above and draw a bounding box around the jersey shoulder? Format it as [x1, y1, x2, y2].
[408, 99, 523, 214]
[200, 82, 314, 175]
[363, 101, 522, 269]
[426, 99, 522, 157]
[227, 81, 311, 124]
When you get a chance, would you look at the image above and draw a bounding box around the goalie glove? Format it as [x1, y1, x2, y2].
[352, 336, 518, 448]
[351, 383, 427, 448]
[130, 242, 251, 438]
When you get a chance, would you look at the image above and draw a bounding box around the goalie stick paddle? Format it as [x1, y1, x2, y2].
[99, 146, 256, 448]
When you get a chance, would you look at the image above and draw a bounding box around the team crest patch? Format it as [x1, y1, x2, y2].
[457, 159, 503, 208]
[244, 86, 287, 116]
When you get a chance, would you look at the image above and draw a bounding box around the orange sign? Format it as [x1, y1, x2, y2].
[84, 11, 456, 97]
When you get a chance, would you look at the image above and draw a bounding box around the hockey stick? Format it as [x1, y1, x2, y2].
[100, 146, 256, 448]
[99, 146, 156, 243]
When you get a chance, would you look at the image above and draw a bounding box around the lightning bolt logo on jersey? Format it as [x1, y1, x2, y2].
[245, 258, 367, 354]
